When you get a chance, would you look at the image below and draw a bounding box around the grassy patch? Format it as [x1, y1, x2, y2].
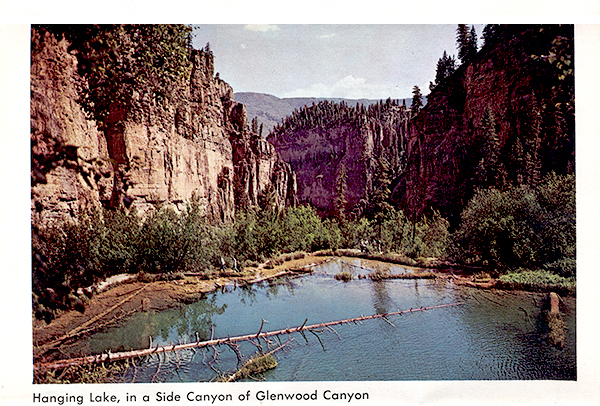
[279, 251, 307, 262]
[368, 269, 436, 281]
[34, 361, 128, 384]
[497, 269, 575, 295]
[369, 269, 389, 281]
[331, 249, 419, 268]
[223, 353, 277, 382]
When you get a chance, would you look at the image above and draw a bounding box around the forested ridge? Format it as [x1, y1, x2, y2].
[32, 24, 575, 324]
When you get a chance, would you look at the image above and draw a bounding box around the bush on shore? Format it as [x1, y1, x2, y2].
[451, 173, 575, 276]
[496, 269, 575, 296]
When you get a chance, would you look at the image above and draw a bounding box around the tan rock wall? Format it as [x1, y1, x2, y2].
[31, 27, 295, 227]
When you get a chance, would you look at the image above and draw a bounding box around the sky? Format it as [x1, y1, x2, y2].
[193, 25, 484, 100]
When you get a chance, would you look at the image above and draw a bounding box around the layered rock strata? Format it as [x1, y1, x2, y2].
[31, 28, 295, 227]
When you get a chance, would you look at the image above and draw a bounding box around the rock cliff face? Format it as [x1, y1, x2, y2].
[398, 25, 574, 226]
[267, 26, 574, 226]
[31, 28, 295, 226]
[267, 101, 410, 216]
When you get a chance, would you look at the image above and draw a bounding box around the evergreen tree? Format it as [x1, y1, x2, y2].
[369, 156, 394, 245]
[482, 24, 505, 49]
[511, 137, 525, 185]
[467, 26, 478, 59]
[523, 97, 543, 186]
[474, 108, 503, 189]
[334, 163, 348, 223]
[430, 50, 456, 90]
[411, 85, 423, 115]
[457, 24, 478, 63]
[456, 24, 471, 63]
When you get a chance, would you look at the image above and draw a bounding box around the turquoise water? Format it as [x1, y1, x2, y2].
[88, 258, 576, 382]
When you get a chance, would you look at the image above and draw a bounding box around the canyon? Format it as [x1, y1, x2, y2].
[31, 25, 574, 231]
[263, 25, 574, 225]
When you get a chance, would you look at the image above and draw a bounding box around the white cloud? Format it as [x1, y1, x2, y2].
[244, 25, 279, 32]
[282, 75, 392, 100]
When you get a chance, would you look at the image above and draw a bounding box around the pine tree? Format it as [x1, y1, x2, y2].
[369, 156, 394, 244]
[411, 85, 423, 116]
[512, 137, 525, 185]
[524, 97, 543, 186]
[474, 108, 502, 189]
[456, 24, 478, 63]
[431, 50, 456, 90]
[456, 24, 471, 63]
[482, 24, 503, 48]
[467, 26, 478, 60]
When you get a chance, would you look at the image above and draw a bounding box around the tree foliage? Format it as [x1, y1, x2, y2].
[430, 50, 456, 91]
[334, 163, 348, 223]
[411, 85, 423, 115]
[451, 173, 575, 274]
[40, 24, 193, 131]
[270, 98, 407, 136]
[473, 107, 506, 190]
[456, 24, 478, 63]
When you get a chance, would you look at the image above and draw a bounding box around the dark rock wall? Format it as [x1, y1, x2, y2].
[400, 25, 574, 226]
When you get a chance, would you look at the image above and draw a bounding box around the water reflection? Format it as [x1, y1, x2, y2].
[371, 280, 397, 315]
[90, 294, 226, 352]
[86, 257, 575, 381]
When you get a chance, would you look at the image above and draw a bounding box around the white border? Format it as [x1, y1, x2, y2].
[2, 9, 600, 405]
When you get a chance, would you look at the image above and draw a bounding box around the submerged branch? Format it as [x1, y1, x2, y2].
[35, 302, 464, 370]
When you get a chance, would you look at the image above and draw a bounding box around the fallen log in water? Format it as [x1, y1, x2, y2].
[35, 302, 463, 370]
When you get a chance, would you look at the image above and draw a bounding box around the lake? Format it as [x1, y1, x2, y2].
[87, 257, 576, 382]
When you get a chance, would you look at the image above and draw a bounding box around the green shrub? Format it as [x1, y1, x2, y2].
[135, 198, 213, 274]
[32, 208, 108, 320]
[369, 269, 389, 281]
[451, 173, 575, 273]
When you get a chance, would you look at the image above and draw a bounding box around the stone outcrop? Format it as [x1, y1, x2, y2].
[398, 25, 574, 226]
[31, 27, 296, 227]
[267, 26, 574, 226]
[267, 102, 410, 216]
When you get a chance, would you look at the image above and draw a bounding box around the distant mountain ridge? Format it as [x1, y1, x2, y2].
[235, 92, 411, 135]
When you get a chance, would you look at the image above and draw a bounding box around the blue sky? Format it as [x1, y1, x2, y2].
[193, 24, 484, 100]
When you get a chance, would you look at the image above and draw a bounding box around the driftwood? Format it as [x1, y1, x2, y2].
[35, 302, 463, 371]
[549, 292, 560, 315]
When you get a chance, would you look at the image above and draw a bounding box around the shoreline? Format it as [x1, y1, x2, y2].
[32, 255, 331, 364]
[32, 253, 573, 365]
